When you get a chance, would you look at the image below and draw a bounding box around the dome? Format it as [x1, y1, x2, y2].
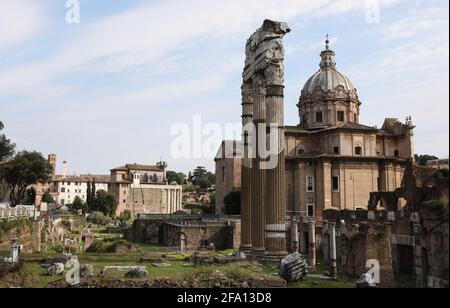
[303, 68, 355, 94]
[301, 39, 356, 96]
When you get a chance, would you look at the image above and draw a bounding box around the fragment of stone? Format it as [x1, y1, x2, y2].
[47, 263, 65, 276]
[356, 273, 377, 288]
[80, 264, 94, 278]
[278, 252, 308, 282]
[125, 266, 149, 278]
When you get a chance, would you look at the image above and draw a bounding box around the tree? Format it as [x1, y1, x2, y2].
[223, 190, 241, 215]
[167, 171, 187, 185]
[95, 190, 118, 217]
[71, 196, 86, 214]
[0, 151, 52, 207]
[415, 154, 439, 167]
[23, 188, 37, 205]
[119, 209, 132, 224]
[0, 121, 15, 162]
[42, 191, 55, 204]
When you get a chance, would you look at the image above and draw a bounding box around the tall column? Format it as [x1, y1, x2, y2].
[308, 219, 317, 273]
[251, 75, 266, 255]
[240, 82, 253, 252]
[265, 64, 287, 256]
[329, 222, 338, 280]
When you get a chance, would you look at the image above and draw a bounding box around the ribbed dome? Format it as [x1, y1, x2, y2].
[302, 40, 356, 95]
[303, 68, 354, 94]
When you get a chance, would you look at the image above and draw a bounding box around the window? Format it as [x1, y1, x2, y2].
[306, 176, 314, 192]
[61, 187, 66, 193]
[298, 146, 305, 155]
[222, 166, 226, 182]
[332, 176, 340, 192]
[316, 111, 323, 123]
[307, 204, 315, 217]
[337, 111, 345, 122]
[123, 200, 126, 204]
[333, 146, 340, 155]
[394, 150, 400, 157]
[355, 146, 362, 156]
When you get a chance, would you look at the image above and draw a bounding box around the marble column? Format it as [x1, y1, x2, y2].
[291, 219, 299, 252]
[308, 219, 317, 273]
[240, 82, 253, 252]
[265, 75, 287, 256]
[329, 222, 338, 280]
[251, 75, 266, 254]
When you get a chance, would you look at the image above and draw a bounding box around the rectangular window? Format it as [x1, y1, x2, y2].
[333, 146, 340, 154]
[306, 176, 314, 192]
[316, 111, 323, 123]
[307, 204, 314, 217]
[337, 111, 345, 122]
[332, 176, 340, 192]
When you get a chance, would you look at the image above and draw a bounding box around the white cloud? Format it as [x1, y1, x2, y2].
[0, 0, 46, 48]
[380, 6, 449, 40]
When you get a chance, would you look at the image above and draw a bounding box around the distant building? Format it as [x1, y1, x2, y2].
[31, 156, 182, 218]
[110, 162, 182, 217]
[427, 158, 449, 170]
[214, 141, 242, 215]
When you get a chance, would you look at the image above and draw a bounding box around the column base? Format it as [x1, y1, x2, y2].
[240, 244, 253, 254]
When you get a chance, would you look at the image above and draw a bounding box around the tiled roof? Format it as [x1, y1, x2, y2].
[53, 174, 111, 183]
[111, 164, 163, 172]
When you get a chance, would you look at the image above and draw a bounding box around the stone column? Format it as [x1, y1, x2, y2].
[251, 75, 266, 255]
[265, 63, 287, 257]
[329, 222, 338, 280]
[290, 218, 299, 252]
[240, 82, 253, 252]
[308, 219, 317, 273]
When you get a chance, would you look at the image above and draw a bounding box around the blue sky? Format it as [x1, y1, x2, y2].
[0, 0, 448, 175]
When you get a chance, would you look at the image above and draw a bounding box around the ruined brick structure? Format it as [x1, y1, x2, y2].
[126, 214, 241, 251]
[323, 162, 449, 288]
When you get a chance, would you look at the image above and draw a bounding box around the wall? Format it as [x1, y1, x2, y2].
[0, 219, 42, 254]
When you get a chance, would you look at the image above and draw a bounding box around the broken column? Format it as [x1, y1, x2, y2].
[240, 82, 253, 253]
[329, 222, 338, 280]
[242, 19, 290, 259]
[308, 219, 317, 273]
[9, 238, 20, 263]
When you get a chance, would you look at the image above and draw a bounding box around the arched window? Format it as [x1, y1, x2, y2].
[355, 146, 363, 156]
[394, 150, 400, 157]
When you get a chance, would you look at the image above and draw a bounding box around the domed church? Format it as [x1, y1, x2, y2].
[215, 38, 415, 225]
[284, 38, 415, 223]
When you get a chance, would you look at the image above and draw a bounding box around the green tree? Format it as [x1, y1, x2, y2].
[0, 121, 15, 162]
[71, 196, 86, 214]
[95, 190, 118, 217]
[119, 209, 132, 224]
[0, 151, 53, 207]
[41, 191, 55, 204]
[414, 154, 439, 167]
[223, 190, 241, 215]
[86, 180, 92, 209]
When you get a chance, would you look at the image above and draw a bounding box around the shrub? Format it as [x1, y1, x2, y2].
[86, 211, 112, 226]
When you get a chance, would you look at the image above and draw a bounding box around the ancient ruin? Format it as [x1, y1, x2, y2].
[241, 19, 291, 260]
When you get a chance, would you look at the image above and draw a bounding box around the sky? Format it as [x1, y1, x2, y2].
[0, 0, 448, 175]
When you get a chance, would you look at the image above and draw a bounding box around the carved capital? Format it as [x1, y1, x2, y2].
[265, 63, 284, 87]
[252, 76, 266, 96]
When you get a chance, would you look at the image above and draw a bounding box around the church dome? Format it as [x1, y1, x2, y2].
[301, 38, 357, 96]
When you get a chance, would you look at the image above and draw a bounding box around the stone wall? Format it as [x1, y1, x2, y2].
[342, 223, 395, 288]
[0, 219, 42, 254]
